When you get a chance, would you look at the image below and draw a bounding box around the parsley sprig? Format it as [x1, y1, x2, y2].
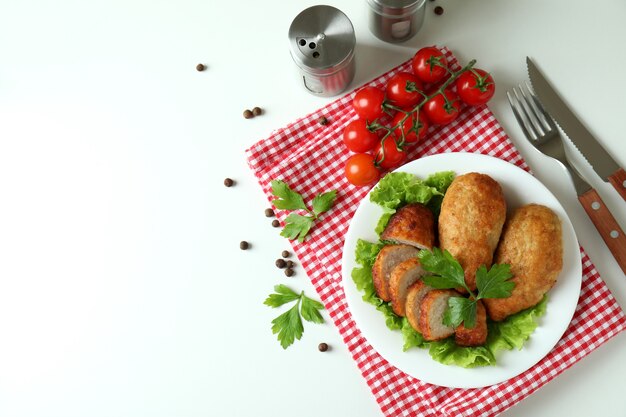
[264, 284, 325, 349]
[270, 180, 337, 243]
[418, 248, 515, 329]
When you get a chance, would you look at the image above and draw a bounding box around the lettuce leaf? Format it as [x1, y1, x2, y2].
[370, 171, 454, 233]
[351, 239, 402, 331]
[424, 170, 455, 193]
[378, 302, 403, 330]
[354, 239, 384, 267]
[428, 339, 496, 368]
[487, 295, 549, 353]
[351, 264, 403, 331]
[402, 318, 426, 351]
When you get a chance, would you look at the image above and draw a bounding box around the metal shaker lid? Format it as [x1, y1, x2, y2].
[288, 5, 355, 75]
[368, 0, 424, 15]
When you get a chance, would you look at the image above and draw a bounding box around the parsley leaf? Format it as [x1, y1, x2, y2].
[263, 284, 301, 308]
[300, 295, 324, 324]
[271, 180, 307, 211]
[476, 264, 514, 299]
[418, 248, 467, 290]
[280, 213, 314, 243]
[271, 303, 304, 349]
[417, 248, 515, 330]
[265, 285, 325, 349]
[444, 297, 477, 328]
[270, 179, 338, 243]
[311, 190, 337, 216]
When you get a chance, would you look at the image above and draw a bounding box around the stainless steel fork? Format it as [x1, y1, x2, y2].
[508, 82, 626, 274]
[507, 82, 591, 195]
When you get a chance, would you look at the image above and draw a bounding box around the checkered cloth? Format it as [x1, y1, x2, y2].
[245, 49, 626, 417]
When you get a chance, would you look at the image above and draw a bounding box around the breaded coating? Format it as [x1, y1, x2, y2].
[389, 258, 428, 317]
[405, 280, 434, 333]
[455, 300, 488, 346]
[372, 244, 419, 302]
[381, 203, 435, 250]
[438, 172, 506, 291]
[484, 204, 563, 321]
[419, 289, 460, 341]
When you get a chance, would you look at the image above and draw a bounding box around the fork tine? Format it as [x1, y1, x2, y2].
[512, 86, 544, 139]
[507, 90, 538, 141]
[524, 81, 559, 131]
[519, 83, 553, 133]
[514, 85, 546, 137]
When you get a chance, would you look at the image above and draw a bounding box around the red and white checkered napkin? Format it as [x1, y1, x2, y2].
[245, 49, 626, 417]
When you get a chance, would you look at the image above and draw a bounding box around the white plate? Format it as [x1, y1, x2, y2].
[341, 152, 582, 389]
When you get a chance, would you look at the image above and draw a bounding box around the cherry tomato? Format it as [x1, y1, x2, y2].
[423, 90, 461, 125]
[385, 72, 424, 108]
[456, 68, 495, 106]
[412, 47, 448, 84]
[392, 110, 429, 144]
[374, 137, 408, 170]
[343, 119, 379, 153]
[345, 153, 381, 186]
[353, 86, 385, 121]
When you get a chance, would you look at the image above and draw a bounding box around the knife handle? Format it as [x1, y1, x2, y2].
[608, 168, 626, 202]
[579, 188, 626, 274]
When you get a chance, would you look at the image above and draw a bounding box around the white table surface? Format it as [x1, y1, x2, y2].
[1, 0, 625, 416]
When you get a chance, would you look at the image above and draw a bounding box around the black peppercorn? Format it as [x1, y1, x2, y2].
[318, 342, 329, 352]
[271, 219, 280, 228]
[281, 250, 290, 258]
[252, 107, 263, 116]
[264, 208, 275, 217]
[243, 109, 254, 119]
[239, 241, 249, 250]
[286, 260, 295, 269]
[224, 178, 234, 187]
[284, 268, 294, 277]
[318, 116, 328, 125]
[275, 259, 287, 269]
[434, 6, 444, 15]
[196, 63, 206, 72]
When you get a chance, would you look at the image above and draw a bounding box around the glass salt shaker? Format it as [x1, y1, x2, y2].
[367, 0, 426, 43]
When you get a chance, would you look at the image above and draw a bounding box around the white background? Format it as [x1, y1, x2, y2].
[0, 1, 625, 416]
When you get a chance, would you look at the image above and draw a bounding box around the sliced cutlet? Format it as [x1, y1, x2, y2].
[454, 299, 488, 347]
[381, 203, 435, 250]
[405, 280, 434, 333]
[419, 289, 460, 341]
[372, 244, 419, 302]
[389, 258, 429, 317]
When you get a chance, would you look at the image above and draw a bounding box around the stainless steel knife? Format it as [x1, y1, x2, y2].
[527, 57, 626, 201]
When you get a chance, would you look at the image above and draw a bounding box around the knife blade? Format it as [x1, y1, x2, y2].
[527, 57, 626, 201]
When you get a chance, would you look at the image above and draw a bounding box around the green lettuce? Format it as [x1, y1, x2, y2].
[427, 339, 496, 368]
[402, 318, 426, 351]
[354, 238, 384, 267]
[370, 171, 454, 234]
[351, 239, 402, 330]
[487, 295, 548, 353]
